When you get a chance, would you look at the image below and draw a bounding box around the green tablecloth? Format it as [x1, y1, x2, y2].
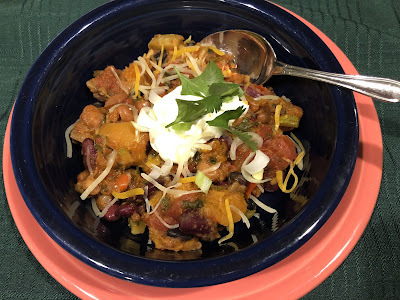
[0, 1, 399, 299]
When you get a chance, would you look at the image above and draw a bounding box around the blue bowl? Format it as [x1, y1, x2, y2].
[10, 0, 358, 288]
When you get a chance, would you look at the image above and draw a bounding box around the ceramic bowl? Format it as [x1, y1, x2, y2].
[10, 0, 358, 287]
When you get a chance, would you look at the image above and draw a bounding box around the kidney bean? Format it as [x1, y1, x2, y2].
[118, 203, 138, 217]
[147, 183, 157, 198]
[228, 172, 247, 186]
[179, 210, 210, 235]
[82, 138, 97, 172]
[103, 203, 120, 221]
[167, 228, 193, 241]
[263, 181, 279, 192]
[220, 134, 232, 148]
[245, 85, 263, 98]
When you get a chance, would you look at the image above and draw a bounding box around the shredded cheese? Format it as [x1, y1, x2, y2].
[65, 121, 77, 158]
[141, 173, 202, 197]
[149, 189, 169, 215]
[158, 45, 164, 68]
[290, 132, 306, 169]
[110, 66, 129, 95]
[274, 104, 282, 131]
[185, 52, 202, 76]
[168, 45, 178, 64]
[175, 45, 200, 57]
[249, 195, 277, 214]
[138, 57, 157, 88]
[80, 151, 117, 200]
[218, 199, 234, 244]
[230, 205, 250, 229]
[208, 46, 225, 56]
[98, 197, 119, 218]
[276, 162, 299, 193]
[153, 210, 179, 229]
[112, 188, 145, 199]
[133, 62, 140, 98]
[179, 176, 197, 183]
[251, 234, 258, 243]
[91, 198, 102, 217]
[249, 195, 279, 232]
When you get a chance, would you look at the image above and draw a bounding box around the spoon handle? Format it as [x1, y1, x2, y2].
[274, 62, 400, 103]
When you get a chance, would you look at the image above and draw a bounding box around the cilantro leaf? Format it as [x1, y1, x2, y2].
[227, 128, 258, 151]
[206, 107, 245, 127]
[208, 82, 244, 99]
[166, 99, 207, 127]
[202, 95, 223, 113]
[168, 61, 248, 130]
[175, 60, 224, 97]
[207, 107, 258, 151]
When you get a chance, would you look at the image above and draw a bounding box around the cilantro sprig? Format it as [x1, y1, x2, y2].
[207, 107, 258, 151]
[166, 61, 257, 151]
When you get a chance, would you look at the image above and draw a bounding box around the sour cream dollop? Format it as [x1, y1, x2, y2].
[134, 85, 248, 164]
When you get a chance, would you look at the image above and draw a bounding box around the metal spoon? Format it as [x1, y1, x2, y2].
[201, 30, 400, 103]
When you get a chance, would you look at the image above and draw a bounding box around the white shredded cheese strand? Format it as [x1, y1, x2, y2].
[131, 121, 150, 132]
[108, 104, 138, 120]
[138, 57, 157, 88]
[153, 210, 179, 229]
[65, 121, 76, 158]
[185, 52, 202, 76]
[80, 151, 117, 200]
[230, 205, 250, 229]
[250, 195, 279, 232]
[148, 164, 161, 180]
[160, 159, 173, 176]
[135, 60, 146, 77]
[249, 195, 277, 214]
[98, 197, 118, 218]
[143, 186, 151, 213]
[149, 60, 163, 73]
[201, 161, 221, 174]
[243, 150, 270, 175]
[254, 95, 280, 101]
[110, 66, 129, 95]
[161, 74, 180, 83]
[230, 137, 242, 160]
[91, 198, 102, 217]
[86, 153, 93, 175]
[141, 173, 202, 196]
[251, 234, 258, 243]
[241, 152, 271, 184]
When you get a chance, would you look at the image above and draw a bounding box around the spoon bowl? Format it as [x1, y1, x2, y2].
[202, 29, 400, 103]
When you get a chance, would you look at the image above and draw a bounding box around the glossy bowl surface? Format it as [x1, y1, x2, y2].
[10, 0, 358, 288]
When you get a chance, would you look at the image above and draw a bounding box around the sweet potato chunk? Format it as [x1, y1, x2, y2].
[202, 189, 247, 226]
[98, 122, 149, 165]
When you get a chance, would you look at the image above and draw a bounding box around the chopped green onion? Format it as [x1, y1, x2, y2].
[195, 170, 212, 193]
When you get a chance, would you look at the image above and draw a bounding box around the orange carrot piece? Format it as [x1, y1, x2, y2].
[115, 174, 130, 192]
[245, 182, 257, 199]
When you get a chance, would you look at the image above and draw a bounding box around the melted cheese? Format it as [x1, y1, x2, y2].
[218, 199, 234, 244]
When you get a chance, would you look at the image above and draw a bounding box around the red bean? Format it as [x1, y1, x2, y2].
[82, 138, 97, 172]
[245, 85, 263, 98]
[179, 210, 210, 235]
[103, 203, 120, 221]
[117, 203, 138, 217]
